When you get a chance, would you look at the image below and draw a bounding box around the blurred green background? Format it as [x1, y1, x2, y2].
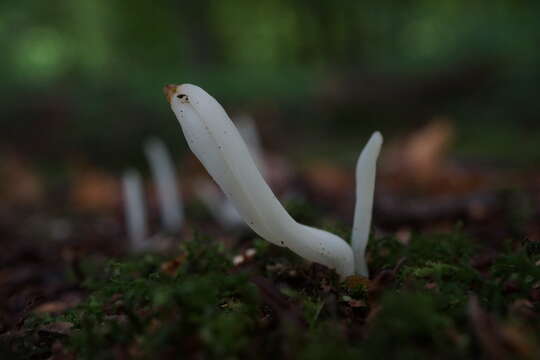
[1, 0, 539, 171]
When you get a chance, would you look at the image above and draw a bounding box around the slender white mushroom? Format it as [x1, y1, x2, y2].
[194, 115, 264, 229]
[164, 84, 382, 278]
[236, 114, 265, 176]
[122, 169, 149, 252]
[352, 132, 383, 277]
[193, 179, 244, 228]
[144, 137, 184, 233]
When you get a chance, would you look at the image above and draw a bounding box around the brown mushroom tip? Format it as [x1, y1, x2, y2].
[163, 84, 179, 104]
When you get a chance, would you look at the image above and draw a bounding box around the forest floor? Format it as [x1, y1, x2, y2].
[1, 121, 540, 359]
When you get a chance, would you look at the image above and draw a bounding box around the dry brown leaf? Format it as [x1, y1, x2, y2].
[33, 294, 81, 314]
[347, 299, 367, 308]
[468, 296, 538, 360]
[302, 162, 353, 199]
[0, 153, 43, 205]
[403, 118, 454, 183]
[160, 254, 187, 276]
[38, 322, 73, 336]
[382, 118, 454, 185]
[500, 325, 539, 359]
[70, 167, 121, 212]
[343, 275, 372, 292]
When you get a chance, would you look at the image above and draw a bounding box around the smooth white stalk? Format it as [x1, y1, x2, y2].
[122, 169, 149, 252]
[195, 115, 264, 228]
[193, 179, 244, 228]
[351, 132, 383, 277]
[236, 114, 265, 177]
[144, 138, 184, 233]
[165, 84, 354, 277]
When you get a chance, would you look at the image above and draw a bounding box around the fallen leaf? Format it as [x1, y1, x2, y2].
[38, 322, 73, 336]
[70, 167, 121, 212]
[160, 254, 187, 276]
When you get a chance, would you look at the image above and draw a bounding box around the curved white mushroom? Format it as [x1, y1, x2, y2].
[164, 84, 381, 278]
[352, 132, 383, 277]
[194, 115, 265, 229]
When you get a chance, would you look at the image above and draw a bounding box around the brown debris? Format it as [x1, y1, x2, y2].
[302, 162, 354, 201]
[160, 254, 187, 276]
[38, 321, 73, 336]
[250, 276, 307, 328]
[385, 118, 454, 187]
[343, 275, 372, 292]
[0, 153, 44, 206]
[70, 167, 121, 212]
[468, 296, 538, 360]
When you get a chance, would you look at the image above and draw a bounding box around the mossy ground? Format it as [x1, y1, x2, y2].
[2, 228, 539, 360]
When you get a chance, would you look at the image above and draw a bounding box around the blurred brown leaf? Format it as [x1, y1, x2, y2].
[302, 162, 353, 200]
[383, 118, 453, 184]
[381, 118, 492, 196]
[70, 168, 121, 212]
[160, 254, 187, 276]
[38, 321, 73, 336]
[33, 293, 82, 315]
[0, 152, 43, 206]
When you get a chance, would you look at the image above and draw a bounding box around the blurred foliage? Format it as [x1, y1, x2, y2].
[1, 0, 539, 168]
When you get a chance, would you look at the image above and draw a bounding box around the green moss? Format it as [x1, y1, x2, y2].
[367, 235, 406, 271]
[6, 229, 540, 359]
[360, 292, 461, 360]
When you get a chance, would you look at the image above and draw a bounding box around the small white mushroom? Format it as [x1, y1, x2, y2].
[144, 138, 184, 233]
[122, 169, 149, 252]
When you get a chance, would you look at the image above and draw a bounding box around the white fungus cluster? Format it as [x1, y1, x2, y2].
[165, 84, 382, 278]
